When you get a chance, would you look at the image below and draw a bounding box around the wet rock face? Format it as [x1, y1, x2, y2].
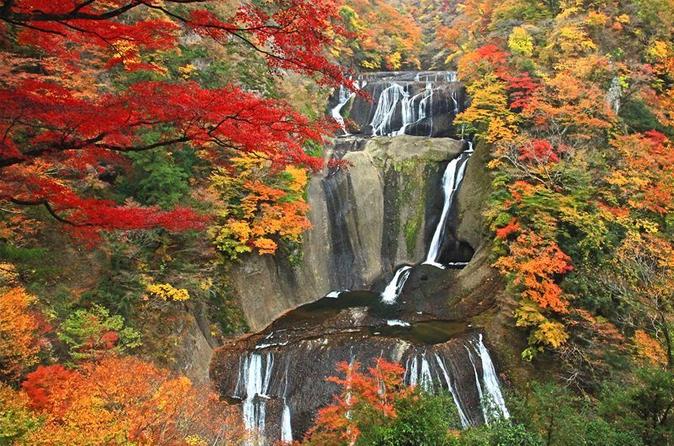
[215, 72, 511, 446]
[211, 290, 509, 443]
[330, 71, 466, 138]
[231, 136, 467, 331]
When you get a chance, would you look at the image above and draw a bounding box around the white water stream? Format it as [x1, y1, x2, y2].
[380, 265, 412, 304]
[422, 151, 471, 268]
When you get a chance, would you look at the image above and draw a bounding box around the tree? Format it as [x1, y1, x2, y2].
[0, 0, 349, 242]
[21, 356, 240, 445]
[0, 382, 41, 444]
[600, 368, 674, 446]
[334, 0, 423, 70]
[209, 154, 311, 259]
[57, 304, 141, 362]
[300, 358, 459, 446]
[0, 287, 45, 381]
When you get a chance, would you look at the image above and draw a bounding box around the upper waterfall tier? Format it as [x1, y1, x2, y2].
[330, 70, 465, 138]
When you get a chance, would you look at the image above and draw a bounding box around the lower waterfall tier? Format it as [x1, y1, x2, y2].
[211, 288, 509, 444]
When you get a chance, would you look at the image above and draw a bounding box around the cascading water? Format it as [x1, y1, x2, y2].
[465, 334, 509, 423]
[402, 340, 508, 427]
[238, 353, 275, 445]
[370, 83, 406, 136]
[434, 353, 471, 428]
[474, 334, 510, 420]
[380, 265, 412, 304]
[281, 363, 293, 443]
[394, 83, 433, 136]
[331, 85, 356, 134]
[223, 72, 510, 444]
[423, 151, 471, 268]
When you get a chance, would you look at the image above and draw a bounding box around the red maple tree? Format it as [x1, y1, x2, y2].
[0, 0, 349, 241]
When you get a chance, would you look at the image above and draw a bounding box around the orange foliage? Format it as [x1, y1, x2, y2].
[302, 358, 409, 445]
[343, 0, 423, 70]
[495, 231, 573, 313]
[21, 356, 236, 445]
[495, 217, 521, 239]
[633, 330, 668, 367]
[0, 287, 45, 380]
[522, 70, 615, 139]
[611, 131, 674, 216]
[210, 155, 312, 259]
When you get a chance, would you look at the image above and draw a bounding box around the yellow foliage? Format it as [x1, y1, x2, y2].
[531, 320, 569, 348]
[633, 330, 667, 366]
[209, 153, 311, 259]
[146, 283, 190, 301]
[555, 25, 597, 54]
[0, 288, 42, 380]
[514, 300, 547, 328]
[486, 116, 518, 143]
[616, 14, 630, 24]
[508, 26, 534, 57]
[646, 40, 672, 62]
[586, 11, 609, 27]
[386, 52, 402, 70]
[284, 165, 309, 193]
[455, 75, 518, 142]
[178, 64, 197, 78]
[185, 435, 209, 446]
[607, 171, 629, 186]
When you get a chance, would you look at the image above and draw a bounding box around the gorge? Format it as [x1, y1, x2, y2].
[214, 71, 511, 444]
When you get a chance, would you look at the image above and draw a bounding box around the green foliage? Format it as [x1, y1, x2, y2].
[0, 384, 41, 446]
[357, 392, 459, 446]
[599, 368, 674, 446]
[206, 277, 248, 336]
[620, 98, 673, 136]
[0, 244, 58, 284]
[120, 148, 194, 209]
[456, 421, 543, 446]
[57, 304, 142, 362]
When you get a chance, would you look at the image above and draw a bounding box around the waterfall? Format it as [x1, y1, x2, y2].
[465, 345, 486, 422]
[331, 85, 356, 134]
[369, 81, 439, 136]
[422, 152, 471, 268]
[465, 335, 509, 423]
[281, 405, 292, 443]
[281, 363, 293, 443]
[394, 86, 429, 136]
[380, 265, 412, 304]
[419, 354, 434, 392]
[239, 353, 275, 445]
[406, 355, 419, 387]
[404, 353, 434, 392]
[370, 83, 406, 136]
[423, 82, 433, 137]
[434, 353, 471, 428]
[474, 334, 510, 420]
[451, 89, 460, 114]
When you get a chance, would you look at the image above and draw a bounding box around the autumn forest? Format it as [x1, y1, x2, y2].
[1, 0, 674, 445]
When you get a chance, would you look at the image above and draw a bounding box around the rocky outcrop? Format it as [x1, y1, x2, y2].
[215, 73, 521, 446]
[331, 71, 466, 137]
[211, 289, 509, 443]
[231, 136, 466, 331]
